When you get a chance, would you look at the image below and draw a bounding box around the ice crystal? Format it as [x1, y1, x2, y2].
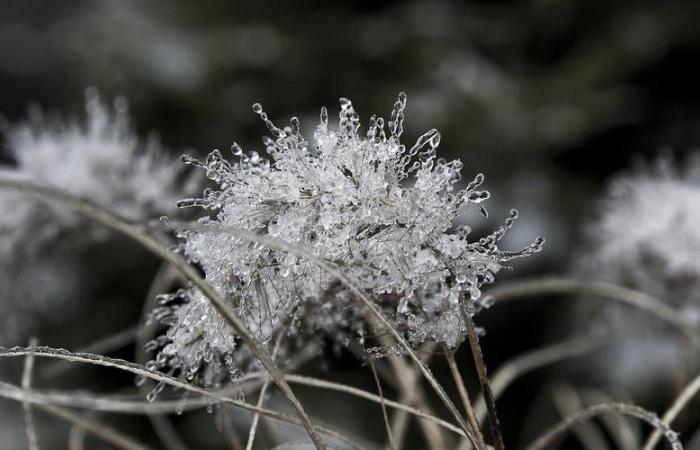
[0, 88, 192, 257]
[152, 93, 543, 386]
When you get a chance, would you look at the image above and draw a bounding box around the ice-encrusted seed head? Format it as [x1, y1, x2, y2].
[581, 155, 700, 311]
[151, 93, 543, 387]
[0, 88, 193, 256]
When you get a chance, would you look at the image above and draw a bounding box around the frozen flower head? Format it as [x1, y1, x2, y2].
[581, 155, 700, 314]
[575, 155, 700, 388]
[153, 93, 543, 386]
[0, 88, 191, 256]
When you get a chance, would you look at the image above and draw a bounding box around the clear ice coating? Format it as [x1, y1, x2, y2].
[150, 93, 544, 387]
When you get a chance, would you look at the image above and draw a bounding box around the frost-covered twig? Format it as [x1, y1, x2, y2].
[0, 178, 326, 450]
[22, 337, 39, 450]
[525, 403, 683, 450]
[551, 384, 609, 450]
[0, 359, 363, 450]
[642, 372, 700, 450]
[41, 325, 140, 378]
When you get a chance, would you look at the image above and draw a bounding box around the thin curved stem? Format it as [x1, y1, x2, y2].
[643, 373, 700, 450]
[246, 333, 284, 450]
[0, 348, 363, 450]
[0, 347, 464, 442]
[0, 178, 325, 450]
[445, 350, 484, 448]
[22, 337, 39, 450]
[368, 359, 395, 450]
[463, 313, 504, 450]
[40, 403, 151, 450]
[485, 277, 697, 343]
[473, 334, 606, 424]
[525, 403, 682, 450]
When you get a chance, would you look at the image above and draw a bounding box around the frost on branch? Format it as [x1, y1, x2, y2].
[0, 88, 192, 257]
[151, 93, 543, 386]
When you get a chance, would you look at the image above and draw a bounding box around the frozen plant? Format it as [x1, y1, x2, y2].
[580, 155, 700, 315]
[576, 154, 700, 387]
[0, 89, 194, 343]
[0, 88, 193, 257]
[151, 93, 543, 386]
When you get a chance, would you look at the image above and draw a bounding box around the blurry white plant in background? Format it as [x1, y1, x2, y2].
[577, 154, 700, 387]
[0, 89, 194, 343]
[150, 93, 544, 386]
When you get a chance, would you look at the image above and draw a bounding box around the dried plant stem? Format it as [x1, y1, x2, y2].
[463, 313, 504, 450]
[41, 325, 140, 378]
[40, 403, 151, 450]
[246, 375, 274, 450]
[246, 333, 284, 450]
[445, 350, 485, 448]
[283, 373, 465, 437]
[551, 384, 609, 450]
[579, 388, 639, 450]
[177, 220, 481, 449]
[0, 179, 325, 450]
[68, 420, 88, 450]
[222, 407, 245, 450]
[642, 372, 700, 450]
[525, 403, 682, 450]
[367, 358, 395, 450]
[485, 277, 697, 343]
[473, 334, 606, 424]
[22, 337, 39, 450]
[381, 343, 449, 450]
[0, 350, 465, 441]
[0, 350, 364, 450]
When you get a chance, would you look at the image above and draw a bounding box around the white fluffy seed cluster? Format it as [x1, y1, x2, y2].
[0, 90, 192, 344]
[582, 156, 700, 313]
[0, 89, 190, 257]
[151, 94, 543, 386]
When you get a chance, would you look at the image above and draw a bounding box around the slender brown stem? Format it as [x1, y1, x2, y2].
[445, 350, 485, 448]
[22, 337, 39, 450]
[378, 340, 449, 450]
[40, 404, 152, 450]
[473, 334, 607, 424]
[485, 277, 697, 344]
[246, 333, 284, 450]
[0, 178, 325, 450]
[642, 372, 700, 450]
[368, 358, 396, 450]
[0, 351, 365, 450]
[526, 403, 682, 450]
[463, 313, 504, 450]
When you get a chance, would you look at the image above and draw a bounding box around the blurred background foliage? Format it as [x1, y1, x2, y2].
[2, 0, 700, 448]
